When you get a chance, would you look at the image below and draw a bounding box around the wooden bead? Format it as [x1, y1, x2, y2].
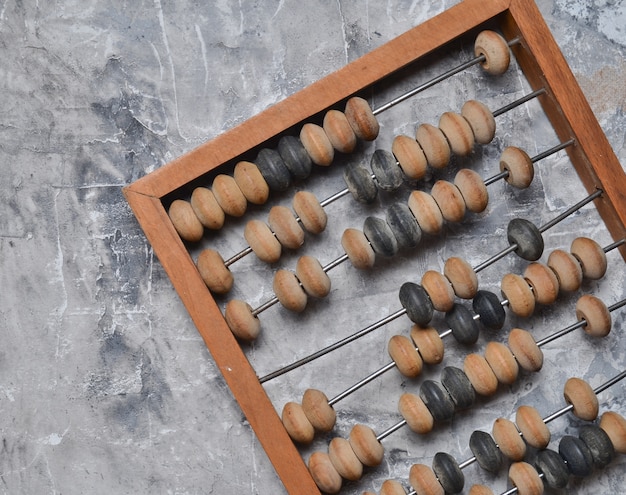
[508, 328, 543, 372]
[363, 216, 399, 257]
[302, 388, 336, 432]
[300, 122, 334, 166]
[409, 463, 445, 495]
[408, 190, 444, 235]
[277, 135, 312, 180]
[516, 405, 551, 449]
[535, 448, 569, 489]
[349, 424, 384, 467]
[323, 109, 357, 153]
[308, 451, 342, 494]
[224, 299, 261, 341]
[411, 325, 445, 365]
[474, 30, 511, 76]
[484, 341, 519, 385]
[392, 134, 428, 180]
[268, 205, 305, 250]
[575, 294, 612, 337]
[508, 462, 544, 495]
[196, 248, 234, 295]
[341, 228, 376, 269]
[343, 163, 378, 203]
[443, 257, 478, 299]
[169, 199, 204, 242]
[441, 366, 475, 410]
[473, 290, 506, 330]
[256, 147, 292, 191]
[570, 236, 607, 280]
[233, 160, 269, 205]
[523, 262, 560, 305]
[563, 377, 599, 421]
[386, 202, 422, 249]
[468, 485, 495, 495]
[469, 430, 502, 473]
[388, 335, 424, 378]
[439, 111, 474, 156]
[273, 269, 308, 312]
[328, 437, 363, 481]
[432, 452, 464, 494]
[454, 168, 489, 213]
[244, 219, 282, 263]
[416, 123, 451, 169]
[398, 392, 434, 434]
[344, 96, 379, 141]
[463, 353, 499, 396]
[292, 191, 327, 234]
[296, 255, 331, 298]
[380, 479, 408, 495]
[445, 304, 480, 345]
[282, 401, 314, 444]
[212, 174, 247, 217]
[492, 418, 526, 461]
[559, 435, 594, 477]
[600, 411, 626, 454]
[419, 380, 455, 422]
[547, 249, 583, 292]
[507, 218, 544, 261]
[461, 99, 496, 144]
[500, 146, 534, 189]
[501, 273, 535, 317]
[190, 187, 225, 229]
[579, 424, 615, 469]
[399, 282, 434, 326]
[431, 180, 466, 223]
[371, 149, 404, 191]
[421, 270, 455, 312]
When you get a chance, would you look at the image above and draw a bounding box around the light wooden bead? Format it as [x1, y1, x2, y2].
[461, 99, 496, 144]
[464, 353, 499, 396]
[308, 451, 343, 494]
[212, 174, 247, 217]
[323, 109, 357, 153]
[273, 269, 307, 312]
[575, 294, 612, 337]
[474, 30, 511, 76]
[570, 237, 608, 280]
[431, 180, 466, 223]
[501, 273, 535, 317]
[468, 485, 495, 495]
[344, 96, 380, 141]
[380, 479, 408, 495]
[454, 168, 489, 213]
[341, 228, 376, 269]
[268, 205, 305, 250]
[439, 111, 475, 156]
[244, 219, 282, 263]
[190, 187, 225, 229]
[233, 160, 269, 205]
[509, 462, 544, 495]
[408, 190, 444, 235]
[523, 262, 560, 305]
[492, 418, 526, 461]
[282, 401, 314, 444]
[349, 424, 384, 467]
[421, 270, 455, 312]
[296, 255, 331, 298]
[302, 388, 336, 432]
[392, 134, 428, 180]
[409, 463, 444, 495]
[292, 191, 327, 234]
[197, 248, 234, 295]
[516, 405, 551, 449]
[300, 122, 334, 166]
[388, 335, 424, 378]
[398, 392, 434, 434]
[547, 249, 583, 292]
[224, 299, 261, 341]
[328, 437, 363, 481]
[500, 146, 534, 189]
[416, 123, 451, 169]
[600, 411, 626, 454]
[169, 199, 204, 242]
[563, 377, 599, 421]
[508, 328, 543, 372]
[444, 257, 479, 299]
[484, 341, 519, 385]
[411, 325, 445, 365]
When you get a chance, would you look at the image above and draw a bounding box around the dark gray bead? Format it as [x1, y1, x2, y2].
[432, 452, 464, 494]
[371, 149, 404, 191]
[363, 216, 399, 257]
[441, 366, 475, 410]
[507, 218, 544, 261]
[343, 163, 378, 203]
[535, 448, 569, 488]
[579, 425, 615, 469]
[255, 148, 292, 191]
[399, 282, 434, 326]
[419, 380, 455, 422]
[469, 430, 502, 473]
[559, 435, 594, 477]
[445, 304, 480, 345]
[386, 202, 422, 249]
[277, 135, 312, 180]
[473, 290, 506, 330]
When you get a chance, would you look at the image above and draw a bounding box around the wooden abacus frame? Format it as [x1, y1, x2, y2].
[123, 0, 626, 493]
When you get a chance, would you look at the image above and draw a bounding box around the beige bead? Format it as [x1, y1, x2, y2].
[575, 294, 612, 337]
[273, 269, 308, 312]
[464, 353, 499, 396]
[392, 134, 428, 180]
[268, 205, 305, 250]
[282, 401, 315, 444]
[224, 299, 261, 341]
[444, 257, 479, 299]
[439, 111, 475, 156]
[380, 479, 409, 495]
[244, 219, 282, 263]
[484, 341, 519, 385]
[323, 109, 357, 153]
[302, 388, 336, 432]
[388, 335, 424, 378]
[431, 180, 466, 223]
[508, 462, 544, 495]
[296, 255, 331, 298]
[600, 411, 626, 454]
[408, 190, 444, 235]
[501, 273, 535, 317]
[328, 437, 363, 481]
[421, 270, 455, 312]
[190, 187, 225, 229]
[308, 451, 343, 494]
[474, 30, 511, 76]
[212, 174, 247, 217]
[349, 424, 384, 467]
[468, 485, 495, 495]
[196, 248, 234, 295]
[300, 123, 334, 166]
[508, 328, 543, 372]
[570, 237, 607, 280]
[411, 325, 445, 365]
[398, 392, 434, 434]
[523, 262, 560, 305]
[292, 191, 327, 234]
[409, 463, 444, 495]
[492, 418, 526, 461]
[500, 147, 534, 189]
[233, 161, 269, 205]
[516, 405, 550, 449]
[563, 377, 599, 421]
[341, 228, 376, 269]
[168, 199, 204, 242]
[547, 249, 583, 292]
[416, 123, 451, 169]
[454, 168, 489, 213]
[461, 99, 496, 145]
[344, 96, 379, 141]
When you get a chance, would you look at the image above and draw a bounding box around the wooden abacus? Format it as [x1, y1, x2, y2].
[123, 0, 626, 493]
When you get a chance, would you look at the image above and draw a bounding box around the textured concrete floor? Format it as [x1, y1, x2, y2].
[0, 1, 625, 494]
